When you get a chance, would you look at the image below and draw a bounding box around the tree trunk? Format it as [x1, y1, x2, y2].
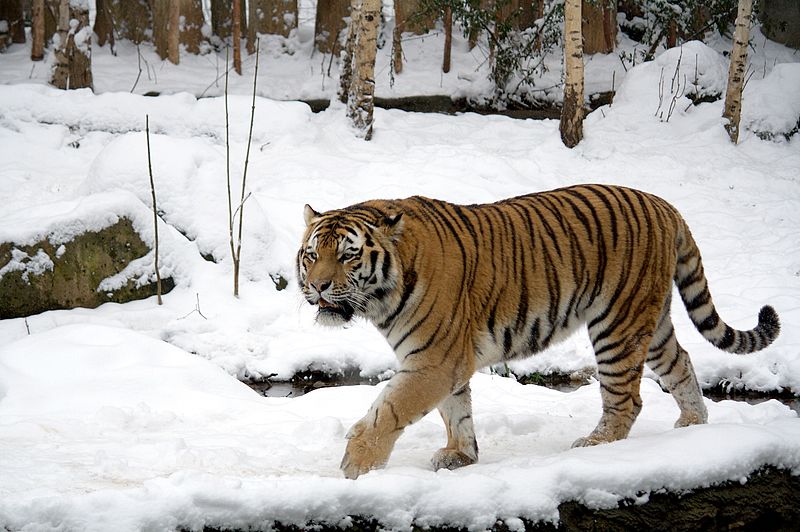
[153, 0, 180, 63]
[467, 0, 484, 49]
[314, 0, 350, 53]
[516, 0, 539, 30]
[211, 0, 247, 41]
[50, 0, 93, 90]
[722, 0, 753, 144]
[94, 0, 116, 49]
[760, 0, 800, 49]
[107, 0, 151, 44]
[443, 6, 452, 73]
[394, 0, 435, 34]
[233, 0, 242, 74]
[249, 0, 298, 38]
[31, 0, 45, 60]
[179, 0, 205, 54]
[666, 17, 677, 48]
[534, 0, 545, 51]
[582, 0, 616, 54]
[346, 0, 380, 140]
[392, 0, 404, 74]
[560, 0, 584, 148]
[496, 0, 533, 30]
[0, 0, 25, 44]
[338, 0, 360, 104]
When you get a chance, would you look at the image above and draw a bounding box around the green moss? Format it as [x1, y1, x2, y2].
[0, 218, 174, 319]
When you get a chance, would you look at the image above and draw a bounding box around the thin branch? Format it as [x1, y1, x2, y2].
[232, 191, 253, 224]
[225, 46, 236, 297]
[131, 44, 143, 93]
[233, 37, 260, 298]
[145, 115, 163, 305]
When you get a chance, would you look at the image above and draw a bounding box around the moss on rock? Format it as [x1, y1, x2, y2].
[0, 218, 174, 319]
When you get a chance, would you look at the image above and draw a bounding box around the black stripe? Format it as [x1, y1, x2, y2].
[379, 268, 417, 329]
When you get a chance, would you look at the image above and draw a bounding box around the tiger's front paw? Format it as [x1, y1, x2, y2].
[340, 422, 393, 480]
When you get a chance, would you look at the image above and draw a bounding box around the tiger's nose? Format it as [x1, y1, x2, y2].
[311, 280, 331, 294]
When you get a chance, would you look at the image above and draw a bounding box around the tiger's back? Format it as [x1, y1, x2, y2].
[297, 184, 780, 479]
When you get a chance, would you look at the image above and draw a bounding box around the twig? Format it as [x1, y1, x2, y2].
[178, 293, 207, 320]
[131, 44, 143, 93]
[145, 115, 163, 305]
[24, 317, 30, 335]
[232, 191, 252, 224]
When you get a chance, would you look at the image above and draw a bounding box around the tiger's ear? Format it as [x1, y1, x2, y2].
[304, 204, 321, 226]
[381, 212, 404, 240]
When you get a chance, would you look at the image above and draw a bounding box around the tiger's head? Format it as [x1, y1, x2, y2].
[297, 203, 404, 327]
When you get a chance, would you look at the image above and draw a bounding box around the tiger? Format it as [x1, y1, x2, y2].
[296, 184, 780, 480]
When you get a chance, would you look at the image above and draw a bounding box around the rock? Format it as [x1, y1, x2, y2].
[0, 218, 173, 319]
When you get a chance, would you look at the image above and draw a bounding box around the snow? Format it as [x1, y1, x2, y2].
[1, 9, 799, 529]
[0, 324, 798, 531]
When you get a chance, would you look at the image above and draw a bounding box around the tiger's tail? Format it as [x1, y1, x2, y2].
[674, 222, 780, 354]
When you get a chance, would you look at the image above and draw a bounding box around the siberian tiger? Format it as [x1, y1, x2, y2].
[296, 184, 780, 480]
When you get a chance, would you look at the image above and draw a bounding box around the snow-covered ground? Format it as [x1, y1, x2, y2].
[1, 10, 800, 530]
[1, 324, 798, 531]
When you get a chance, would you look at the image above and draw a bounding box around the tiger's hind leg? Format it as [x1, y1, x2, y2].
[431, 383, 479, 471]
[645, 300, 708, 427]
[573, 303, 662, 448]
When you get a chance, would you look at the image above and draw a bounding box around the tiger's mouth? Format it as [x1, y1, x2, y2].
[316, 297, 355, 324]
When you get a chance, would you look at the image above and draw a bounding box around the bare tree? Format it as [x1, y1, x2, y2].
[145, 115, 163, 306]
[31, 0, 45, 60]
[94, 0, 116, 49]
[210, 0, 247, 40]
[395, 0, 436, 34]
[106, 0, 151, 44]
[443, 5, 452, 73]
[0, 0, 25, 45]
[50, 0, 93, 90]
[180, 0, 205, 54]
[344, 0, 381, 140]
[582, 0, 616, 54]
[722, 0, 753, 144]
[338, 1, 360, 104]
[314, 0, 350, 53]
[153, 0, 180, 64]
[391, 0, 437, 75]
[249, 0, 298, 40]
[560, 0, 584, 148]
[224, 43, 260, 297]
[233, 0, 243, 74]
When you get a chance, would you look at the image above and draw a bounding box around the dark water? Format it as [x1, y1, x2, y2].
[246, 376, 800, 414]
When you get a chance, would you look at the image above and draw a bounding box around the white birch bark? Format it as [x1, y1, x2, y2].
[722, 0, 753, 144]
[346, 0, 380, 140]
[559, 0, 584, 148]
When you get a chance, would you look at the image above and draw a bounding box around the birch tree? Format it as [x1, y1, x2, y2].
[50, 0, 93, 90]
[722, 0, 753, 144]
[560, 0, 584, 148]
[344, 0, 381, 140]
